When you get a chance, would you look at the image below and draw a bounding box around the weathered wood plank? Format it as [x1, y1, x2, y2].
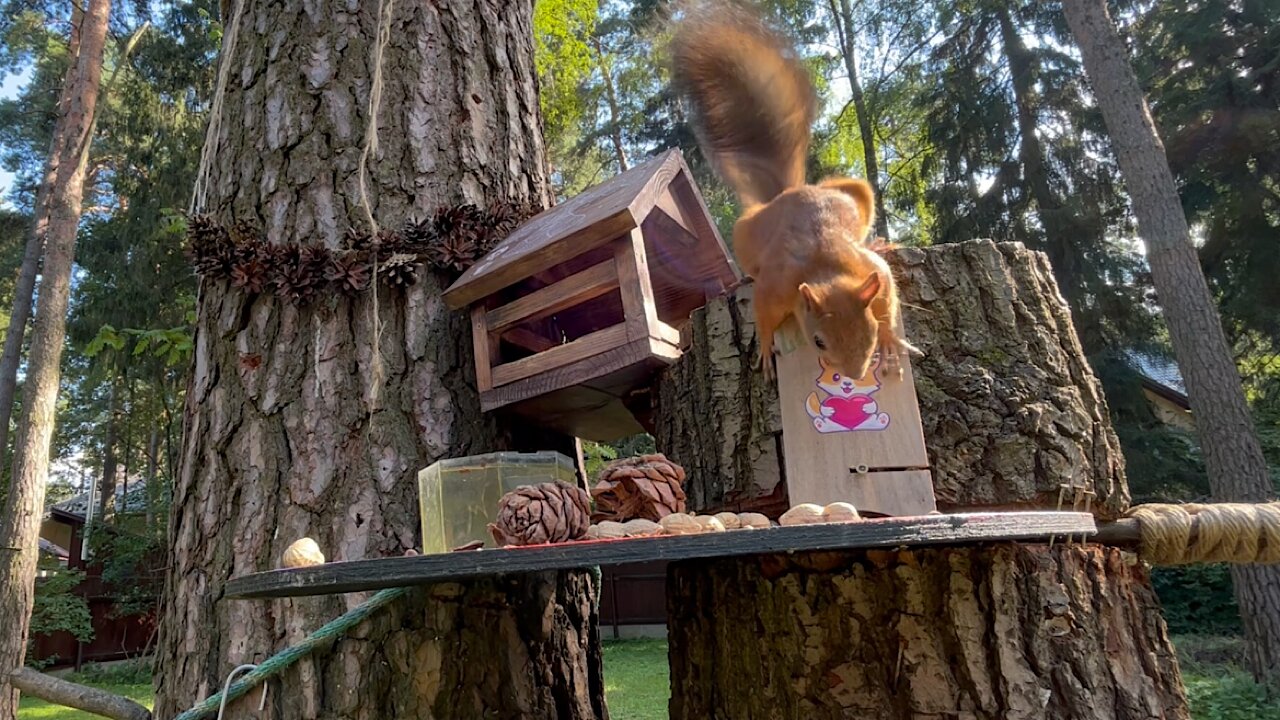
[471, 305, 494, 392]
[490, 324, 629, 387]
[444, 150, 683, 309]
[485, 259, 619, 334]
[615, 230, 663, 343]
[223, 512, 1097, 598]
[481, 337, 663, 412]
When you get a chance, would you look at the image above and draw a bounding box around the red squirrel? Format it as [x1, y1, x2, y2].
[669, 3, 920, 380]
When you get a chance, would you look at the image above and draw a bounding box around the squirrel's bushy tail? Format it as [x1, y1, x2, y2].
[669, 2, 817, 207]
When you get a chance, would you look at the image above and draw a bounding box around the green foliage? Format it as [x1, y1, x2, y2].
[85, 520, 166, 618]
[1174, 635, 1280, 719]
[581, 434, 658, 480]
[27, 556, 93, 668]
[72, 657, 155, 686]
[1183, 669, 1280, 720]
[1152, 566, 1241, 636]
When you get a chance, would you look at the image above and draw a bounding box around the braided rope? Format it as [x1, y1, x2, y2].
[173, 587, 410, 720]
[1128, 502, 1280, 566]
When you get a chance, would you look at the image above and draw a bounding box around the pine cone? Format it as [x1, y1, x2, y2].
[489, 482, 592, 546]
[274, 245, 327, 303]
[230, 258, 269, 293]
[487, 200, 537, 242]
[591, 454, 687, 523]
[379, 252, 420, 288]
[325, 252, 371, 294]
[401, 216, 434, 251]
[424, 233, 479, 273]
[185, 214, 234, 276]
[344, 226, 372, 251]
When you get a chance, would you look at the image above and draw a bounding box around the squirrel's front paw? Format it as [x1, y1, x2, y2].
[758, 349, 776, 380]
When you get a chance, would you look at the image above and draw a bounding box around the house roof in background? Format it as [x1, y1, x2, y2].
[1126, 350, 1189, 408]
[47, 480, 151, 521]
[38, 537, 69, 558]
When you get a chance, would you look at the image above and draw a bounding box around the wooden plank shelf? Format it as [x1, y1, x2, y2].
[224, 511, 1096, 599]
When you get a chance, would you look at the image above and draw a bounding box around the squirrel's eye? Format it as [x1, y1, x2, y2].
[814, 336, 826, 350]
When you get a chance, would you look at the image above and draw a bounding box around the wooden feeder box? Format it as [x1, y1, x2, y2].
[773, 318, 938, 517]
[444, 149, 739, 442]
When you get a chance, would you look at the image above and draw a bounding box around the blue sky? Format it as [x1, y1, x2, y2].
[0, 67, 32, 208]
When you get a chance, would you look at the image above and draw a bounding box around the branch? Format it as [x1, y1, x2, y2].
[10, 667, 151, 720]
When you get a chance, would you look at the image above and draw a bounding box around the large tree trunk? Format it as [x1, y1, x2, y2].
[97, 379, 119, 519]
[152, 2, 605, 718]
[0, 0, 111, 715]
[0, 5, 86, 477]
[828, 0, 889, 240]
[1059, 0, 1280, 683]
[655, 240, 1128, 519]
[668, 545, 1187, 719]
[657, 240, 1185, 717]
[591, 35, 629, 173]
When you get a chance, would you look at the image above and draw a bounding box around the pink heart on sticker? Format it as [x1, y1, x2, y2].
[824, 395, 873, 429]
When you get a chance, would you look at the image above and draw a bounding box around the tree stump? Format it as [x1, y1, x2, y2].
[667, 545, 1187, 720]
[653, 286, 785, 515]
[654, 240, 1128, 519]
[656, 240, 1187, 717]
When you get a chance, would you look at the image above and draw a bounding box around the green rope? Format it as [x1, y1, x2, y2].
[174, 586, 410, 720]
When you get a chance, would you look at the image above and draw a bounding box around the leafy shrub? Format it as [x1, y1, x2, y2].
[1184, 669, 1280, 720]
[71, 657, 155, 686]
[1152, 565, 1241, 636]
[27, 556, 94, 668]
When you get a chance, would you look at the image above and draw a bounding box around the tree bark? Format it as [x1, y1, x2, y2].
[153, 2, 605, 718]
[0, 0, 111, 716]
[0, 6, 86, 478]
[654, 240, 1128, 519]
[653, 284, 787, 516]
[1059, 0, 1280, 683]
[828, 0, 889, 240]
[668, 545, 1189, 719]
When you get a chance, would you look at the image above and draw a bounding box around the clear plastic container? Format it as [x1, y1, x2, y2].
[418, 451, 579, 554]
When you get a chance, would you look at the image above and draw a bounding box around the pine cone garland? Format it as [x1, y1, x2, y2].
[489, 482, 592, 546]
[591, 454, 687, 523]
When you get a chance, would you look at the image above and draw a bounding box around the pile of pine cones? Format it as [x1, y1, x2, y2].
[184, 201, 538, 304]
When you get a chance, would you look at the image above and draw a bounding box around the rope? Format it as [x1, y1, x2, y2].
[358, 0, 397, 413]
[173, 587, 410, 720]
[1127, 502, 1280, 566]
[189, 0, 245, 215]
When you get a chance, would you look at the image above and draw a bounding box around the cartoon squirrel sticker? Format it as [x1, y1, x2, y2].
[805, 355, 890, 434]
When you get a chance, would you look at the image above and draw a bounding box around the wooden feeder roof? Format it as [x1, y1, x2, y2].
[443, 149, 734, 310]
